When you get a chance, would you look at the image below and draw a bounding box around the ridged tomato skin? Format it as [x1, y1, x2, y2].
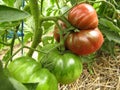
[68, 3, 98, 30]
[43, 50, 83, 84]
[65, 28, 104, 55]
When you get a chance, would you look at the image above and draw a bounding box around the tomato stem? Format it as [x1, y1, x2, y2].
[24, 46, 47, 54]
[0, 41, 10, 46]
[27, 0, 42, 57]
[58, 16, 72, 27]
[55, 21, 65, 51]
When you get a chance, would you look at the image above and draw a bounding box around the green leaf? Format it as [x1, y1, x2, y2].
[24, 83, 37, 90]
[3, 0, 15, 6]
[0, 21, 20, 31]
[42, 21, 54, 34]
[8, 77, 28, 90]
[99, 18, 120, 32]
[0, 65, 28, 90]
[100, 27, 120, 44]
[50, 0, 55, 5]
[24, 31, 33, 43]
[69, 0, 77, 5]
[0, 73, 16, 90]
[42, 36, 54, 46]
[101, 39, 115, 55]
[0, 5, 30, 23]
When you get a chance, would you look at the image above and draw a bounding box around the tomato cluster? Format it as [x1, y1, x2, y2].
[54, 3, 104, 55]
[8, 56, 58, 90]
[7, 51, 83, 89]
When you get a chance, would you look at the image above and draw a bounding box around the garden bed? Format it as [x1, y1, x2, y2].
[60, 52, 120, 90]
[0, 43, 120, 90]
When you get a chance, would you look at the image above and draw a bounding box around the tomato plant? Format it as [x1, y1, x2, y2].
[41, 49, 83, 84]
[0, 0, 120, 89]
[68, 3, 98, 30]
[65, 28, 104, 55]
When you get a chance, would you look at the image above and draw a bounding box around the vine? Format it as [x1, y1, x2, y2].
[27, 0, 42, 57]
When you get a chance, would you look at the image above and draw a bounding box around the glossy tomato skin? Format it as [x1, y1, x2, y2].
[65, 28, 104, 55]
[44, 50, 83, 84]
[68, 3, 98, 30]
[30, 69, 58, 90]
[8, 56, 58, 90]
[8, 56, 42, 83]
[53, 20, 66, 42]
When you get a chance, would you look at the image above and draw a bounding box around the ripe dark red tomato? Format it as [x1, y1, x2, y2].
[65, 28, 104, 55]
[53, 20, 66, 42]
[68, 3, 98, 30]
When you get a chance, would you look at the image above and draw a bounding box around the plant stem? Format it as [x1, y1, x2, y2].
[55, 20, 65, 51]
[0, 41, 10, 46]
[5, 46, 22, 68]
[41, 16, 58, 22]
[27, 0, 42, 57]
[24, 46, 46, 54]
[10, 26, 19, 60]
[40, 0, 44, 16]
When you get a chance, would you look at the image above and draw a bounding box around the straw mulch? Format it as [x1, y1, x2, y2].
[0, 44, 120, 90]
[59, 52, 120, 90]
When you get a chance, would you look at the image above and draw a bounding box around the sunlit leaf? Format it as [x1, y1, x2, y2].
[99, 18, 120, 32]
[0, 5, 30, 23]
[3, 0, 15, 6]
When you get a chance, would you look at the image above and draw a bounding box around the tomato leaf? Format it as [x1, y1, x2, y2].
[24, 83, 37, 90]
[99, 18, 120, 32]
[100, 26, 120, 44]
[0, 5, 30, 22]
[3, 0, 15, 6]
[8, 77, 28, 90]
[0, 21, 20, 31]
[24, 31, 33, 43]
[69, 0, 77, 5]
[101, 39, 115, 55]
[50, 0, 55, 5]
[42, 21, 54, 34]
[42, 36, 54, 46]
[0, 62, 28, 90]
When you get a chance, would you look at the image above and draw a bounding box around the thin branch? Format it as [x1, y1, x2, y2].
[0, 41, 10, 46]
